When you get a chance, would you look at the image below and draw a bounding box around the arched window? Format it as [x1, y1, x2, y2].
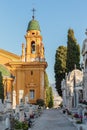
[31, 41, 35, 54]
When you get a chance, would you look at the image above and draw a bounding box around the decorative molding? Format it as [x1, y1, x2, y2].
[26, 83, 36, 88]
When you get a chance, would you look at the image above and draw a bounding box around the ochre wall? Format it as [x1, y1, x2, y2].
[10, 62, 47, 105]
[0, 47, 47, 105]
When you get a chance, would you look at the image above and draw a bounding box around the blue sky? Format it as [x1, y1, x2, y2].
[0, 0, 87, 84]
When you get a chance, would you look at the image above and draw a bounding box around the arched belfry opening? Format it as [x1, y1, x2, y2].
[31, 41, 36, 54]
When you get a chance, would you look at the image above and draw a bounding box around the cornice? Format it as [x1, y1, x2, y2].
[8, 61, 48, 69]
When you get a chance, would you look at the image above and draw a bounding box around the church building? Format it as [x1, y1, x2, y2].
[0, 11, 47, 107]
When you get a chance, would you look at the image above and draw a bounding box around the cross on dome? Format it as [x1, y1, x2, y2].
[32, 8, 36, 20]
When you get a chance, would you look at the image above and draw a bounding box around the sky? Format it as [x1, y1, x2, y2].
[0, 0, 87, 84]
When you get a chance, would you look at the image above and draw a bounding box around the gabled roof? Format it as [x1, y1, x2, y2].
[0, 49, 20, 60]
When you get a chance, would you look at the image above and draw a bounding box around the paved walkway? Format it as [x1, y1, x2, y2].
[30, 109, 78, 130]
[0, 120, 5, 130]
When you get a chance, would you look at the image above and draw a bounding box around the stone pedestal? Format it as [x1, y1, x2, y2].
[5, 115, 10, 129]
[15, 102, 24, 121]
[13, 90, 16, 109]
[25, 95, 29, 104]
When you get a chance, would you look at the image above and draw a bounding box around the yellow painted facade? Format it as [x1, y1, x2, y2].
[0, 17, 47, 106]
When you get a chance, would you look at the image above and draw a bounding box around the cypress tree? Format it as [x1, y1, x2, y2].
[44, 72, 54, 107]
[54, 46, 67, 96]
[0, 72, 4, 103]
[44, 72, 50, 107]
[66, 29, 80, 72]
[48, 87, 54, 108]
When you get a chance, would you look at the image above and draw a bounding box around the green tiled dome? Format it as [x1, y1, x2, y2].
[27, 20, 40, 31]
[0, 64, 11, 76]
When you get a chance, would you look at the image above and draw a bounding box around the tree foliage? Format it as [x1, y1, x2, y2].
[36, 99, 44, 106]
[54, 46, 67, 96]
[48, 87, 54, 108]
[44, 72, 54, 108]
[44, 72, 49, 107]
[66, 29, 80, 72]
[44, 72, 49, 89]
[54, 28, 80, 96]
[0, 72, 4, 103]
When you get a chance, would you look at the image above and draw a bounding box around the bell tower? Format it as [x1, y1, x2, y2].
[25, 9, 45, 62]
[8, 9, 47, 105]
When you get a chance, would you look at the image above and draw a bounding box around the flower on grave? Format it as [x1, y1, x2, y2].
[79, 100, 83, 103]
[79, 100, 87, 105]
[73, 113, 79, 118]
[79, 115, 83, 119]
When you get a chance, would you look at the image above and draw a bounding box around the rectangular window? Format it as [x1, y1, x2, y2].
[30, 90, 35, 99]
[31, 70, 33, 75]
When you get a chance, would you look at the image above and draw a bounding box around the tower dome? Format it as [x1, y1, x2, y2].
[27, 19, 41, 32]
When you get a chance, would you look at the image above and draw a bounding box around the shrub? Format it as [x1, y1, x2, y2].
[76, 120, 82, 124]
[36, 99, 44, 106]
[22, 121, 28, 130]
[14, 120, 28, 130]
[14, 120, 22, 129]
